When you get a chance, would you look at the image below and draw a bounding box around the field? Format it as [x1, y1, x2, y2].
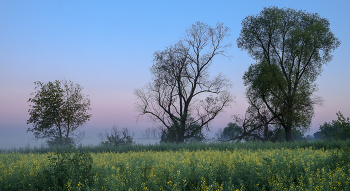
[1, 140, 350, 190]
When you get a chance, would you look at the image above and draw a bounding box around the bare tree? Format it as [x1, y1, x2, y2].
[134, 22, 234, 143]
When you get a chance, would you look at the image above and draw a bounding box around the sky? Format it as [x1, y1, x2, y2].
[1, 0, 349, 149]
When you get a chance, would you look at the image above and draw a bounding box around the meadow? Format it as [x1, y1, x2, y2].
[1, 140, 350, 190]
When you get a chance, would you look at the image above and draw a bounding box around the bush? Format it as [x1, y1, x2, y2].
[38, 146, 94, 190]
[99, 126, 134, 146]
[314, 112, 350, 140]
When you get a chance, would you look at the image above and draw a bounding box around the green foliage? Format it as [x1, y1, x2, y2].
[27, 79, 92, 147]
[39, 146, 94, 190]
[314, 111, 350, 140]
[220, 122, 243, 140]
[238, 6, 340, 141]
[3, 143, 350, 190]
[27, 80, 64, 139]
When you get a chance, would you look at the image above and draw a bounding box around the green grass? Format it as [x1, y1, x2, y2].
[2, 139, 350, 154]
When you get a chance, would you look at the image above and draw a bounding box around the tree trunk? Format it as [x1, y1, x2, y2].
[177, 133, 185, 143]
[177, 122, 186, 143]
[263, 123, 268, 142]
[285, 125, 292, 142]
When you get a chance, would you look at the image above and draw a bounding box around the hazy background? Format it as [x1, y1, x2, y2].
[1, 0, 349, 149]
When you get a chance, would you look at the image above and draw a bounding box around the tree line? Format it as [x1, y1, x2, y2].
[26, 6, 341, 146]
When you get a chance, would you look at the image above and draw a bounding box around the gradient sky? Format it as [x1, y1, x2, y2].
[1, 0, 349, 149]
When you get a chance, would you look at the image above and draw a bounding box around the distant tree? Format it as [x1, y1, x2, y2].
[315, 122, 339, 140]
[135, 22, 234, 143]
[27, 79, 91, 147]
[313, 131, 323, 140]
[141, 127, 161, 139]
[99, 125, 134, 146]
[218, 123, 243, 141]
[334, 112, 350, 139]
[314, 112, 350, 140]
[237, 6, 340, 141]
[304, 135, 314, 141]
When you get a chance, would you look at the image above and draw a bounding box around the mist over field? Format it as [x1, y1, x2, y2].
[0, 127, 163, 150]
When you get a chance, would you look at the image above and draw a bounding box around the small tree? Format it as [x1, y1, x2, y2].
[27, 79, 91, 147]
[218, 123, 243, 141]
[314, 112, 350, 140]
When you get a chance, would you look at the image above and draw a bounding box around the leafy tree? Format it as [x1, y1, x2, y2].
[99, 125, 134, 146]
[27, 79, 91, 147]
[314, 112, 350, 140]
[315, 121, 339, 140]
[218, 123, 243, 141]
[237, 6, 340, 141]
[334, 112, 350, 138]
[135, 22, 233, 143]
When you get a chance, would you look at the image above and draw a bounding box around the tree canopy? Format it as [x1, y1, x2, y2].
[237, 6, 340, 141]
[27, 79, 91, 147]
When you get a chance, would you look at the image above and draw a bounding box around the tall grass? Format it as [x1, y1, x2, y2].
[2, 139, 350, 154]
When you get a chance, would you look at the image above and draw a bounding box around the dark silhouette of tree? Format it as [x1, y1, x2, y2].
[135, 22, 234, 143]
[314, 112, 350, 140]
[98, 125, 134, 146]
[27, 79, 91, 147]
[217, 123, 243, 141]
[236, 6, 340, 141]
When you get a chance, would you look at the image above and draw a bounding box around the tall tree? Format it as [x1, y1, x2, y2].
[134, 22, 233, 143]
[237, 7, 340, 141]
[27, 79, 92, 146]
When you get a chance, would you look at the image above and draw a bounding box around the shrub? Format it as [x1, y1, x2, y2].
[39, 146, 94, 190]
[99, 126, 134, 146]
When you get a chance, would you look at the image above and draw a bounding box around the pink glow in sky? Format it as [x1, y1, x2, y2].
[1, 0, 350, 149]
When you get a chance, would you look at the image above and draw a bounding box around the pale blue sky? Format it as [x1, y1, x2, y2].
[1, 0, 349, 148]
